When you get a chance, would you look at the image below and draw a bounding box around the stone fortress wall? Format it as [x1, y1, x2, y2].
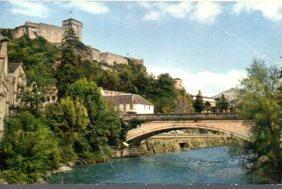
[11, 19, 83, 44]
[100, 52, 128, 65]
[1, 18, 143, 65]
[21, 22, 65, 43]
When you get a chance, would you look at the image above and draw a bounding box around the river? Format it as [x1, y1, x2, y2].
[49, 146, 260, 184]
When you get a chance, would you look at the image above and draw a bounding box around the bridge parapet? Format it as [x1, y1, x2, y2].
[123, 113, 240, 122]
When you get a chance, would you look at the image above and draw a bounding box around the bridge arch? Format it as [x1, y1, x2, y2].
[126, 120, 250, 144]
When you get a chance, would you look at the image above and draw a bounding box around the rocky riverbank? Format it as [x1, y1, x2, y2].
[0, 137, 230, 184]
[113, 136, 230, 157]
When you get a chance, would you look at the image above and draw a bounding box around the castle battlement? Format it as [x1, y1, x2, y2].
[1, 18, 143, 66]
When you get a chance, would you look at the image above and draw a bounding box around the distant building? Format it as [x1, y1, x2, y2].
[174, 78, 184, 90]
[6, 62, 27, 107]
[192, 95, 216, 107]
[101, 89, 130, 96]
[101, 89, 154, 114]
[212, 88, 238, 103]
[8, 18, 83, 44]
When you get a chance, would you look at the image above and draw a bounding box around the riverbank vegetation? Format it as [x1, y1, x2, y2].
[235, 60, 281, 183]
[0, 29, 194, 183]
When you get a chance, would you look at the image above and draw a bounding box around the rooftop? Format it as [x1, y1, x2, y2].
[104, 94, 153, 106]
[8, 62, 22, 73]
[62, 18, 83, 25]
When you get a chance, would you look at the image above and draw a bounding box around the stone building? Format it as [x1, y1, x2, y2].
[192, 95, 216, 107]
[1, 18, 143, 66]
[174, 78, 184, 90]
[212, 88, 238, 103]
[62, 19, 83, 41]
[6, 62, 27, 108]
[101, 89, 154, 114]
[100, 52, 128, 65]
[11, 18, 83, 43]
[100, 89, 130, 96]
[0, 36, 9, 134]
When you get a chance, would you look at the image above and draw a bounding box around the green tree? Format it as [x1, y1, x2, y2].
[148, 73, 178, 113]
[0, 112, 61, 184]
[66, 79, 122, 150]
[56, 28, 82, 96]
[174, 89, 194, 113]
[8, 36, 59, 88]
[216, 94, 229, 112]
[236, 60, 281, 183]
[194, 90, 204, 113]
[204, 101, 212, 113]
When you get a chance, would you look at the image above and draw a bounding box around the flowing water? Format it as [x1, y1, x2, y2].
[49, 146, 260, 184]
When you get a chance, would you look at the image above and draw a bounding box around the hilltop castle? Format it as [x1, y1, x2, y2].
[0, 18, 143, 66]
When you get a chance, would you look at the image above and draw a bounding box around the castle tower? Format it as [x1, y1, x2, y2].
[174, 78, 184, 90]
[62, 18, 83, 41]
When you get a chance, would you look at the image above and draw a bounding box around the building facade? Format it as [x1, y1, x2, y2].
[101, 89, 154, 114]
[212, 88, 238, 103]
[0, 36, 9, 134]
[174, 78, 184, 90]
[6, 62, 27, 108]
[192, 95, 216, 107]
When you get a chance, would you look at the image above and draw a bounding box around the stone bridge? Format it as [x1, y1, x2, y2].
[123, 113, 250, 144]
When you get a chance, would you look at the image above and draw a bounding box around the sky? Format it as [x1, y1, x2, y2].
[0, 0, 281, 96]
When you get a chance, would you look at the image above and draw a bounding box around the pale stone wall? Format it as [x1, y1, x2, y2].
[113, 137, 229, 157]
[174, 78, 183, 90]
[129, 57, 144, 65]
[126, 120, 249, 143]
[25, 22, 65, 43]
[13, 27, 25, 39]
[7, 65, 27, 107]
[0, 40, 9, 134]
[133, 104, 154, 114]
[100, 52, 128, 65]
[12, 19, 83, 44]
[89, 46, 100, 62]
[62, 19, 83, 41]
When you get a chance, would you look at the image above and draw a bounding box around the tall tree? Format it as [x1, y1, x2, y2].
[204, 101, 212, 113]
[216, 94, 229, 112]
[0, 112, 61, 183]
[194, 90, 204, 113]
[56, 28, 82, 97]
[66, 78, 122, 149]
[236, 60, 281, 183]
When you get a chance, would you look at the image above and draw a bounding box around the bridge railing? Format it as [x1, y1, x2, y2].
[123, 113, 240, 121]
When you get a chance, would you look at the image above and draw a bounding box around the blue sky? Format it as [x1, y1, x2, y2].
[0, 1, 281, 96]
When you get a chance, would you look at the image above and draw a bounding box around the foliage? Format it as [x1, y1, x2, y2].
[174, 89, 194, 113]
[56, 28, 83, 96]
[193, 90, 204, 113]
[0, 29, 14, 39]
[216, 94, 229, 112]
[236, 60, 281, 183]
[204, 101, 212, 113]
[0, 112, 61, 183]
[66, 79, 123, 148]
[8, 36, 60, 88]
[1, 28, 195, 183]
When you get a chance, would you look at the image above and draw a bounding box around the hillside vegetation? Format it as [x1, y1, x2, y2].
[0, 29, 194, 183]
